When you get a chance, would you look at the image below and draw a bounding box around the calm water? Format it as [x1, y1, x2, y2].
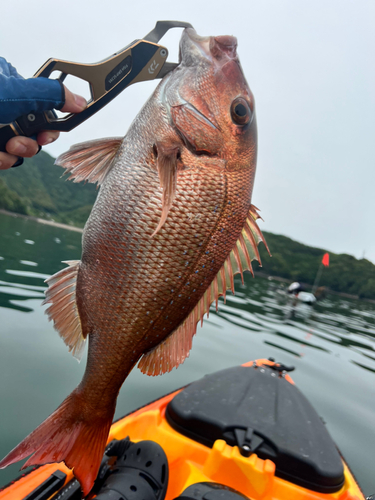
[0, 212, 374, 495]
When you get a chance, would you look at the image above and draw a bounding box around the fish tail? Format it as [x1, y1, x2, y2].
[0, 388, 115, 496]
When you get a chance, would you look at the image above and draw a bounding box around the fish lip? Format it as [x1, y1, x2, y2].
[185, 27, 210, 45]
[180, 27, 212, 62]
[179, 28, 238, 68]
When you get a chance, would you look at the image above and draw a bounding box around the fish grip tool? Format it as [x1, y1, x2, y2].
[0, 20, 193, 159]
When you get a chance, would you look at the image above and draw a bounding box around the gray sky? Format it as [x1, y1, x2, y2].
[2, 0, 374, 262]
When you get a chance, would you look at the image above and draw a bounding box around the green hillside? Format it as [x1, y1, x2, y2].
[254, 232, 375, 300]
[1, 151, 375, 300]
[0, 150, 97, 225]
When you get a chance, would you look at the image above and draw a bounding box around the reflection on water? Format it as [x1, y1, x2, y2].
[0, 285, 42, 313]
[214, 275, 375, 371]
[0, 212, 374, 495]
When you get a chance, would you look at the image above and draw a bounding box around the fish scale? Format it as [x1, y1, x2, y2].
[0, 28, 269, 496]
[78, 166, 251, 392]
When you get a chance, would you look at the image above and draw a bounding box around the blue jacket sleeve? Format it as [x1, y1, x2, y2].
[0, 57, 65, 123]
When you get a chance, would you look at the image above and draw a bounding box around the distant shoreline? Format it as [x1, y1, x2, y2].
[0, 209, 83, 233]
[1, 209, 374, 304]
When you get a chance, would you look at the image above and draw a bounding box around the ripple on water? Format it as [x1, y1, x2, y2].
[0, 286, 44, 298]
[0, 279, 45, 292]
[5, 269, 50, 280]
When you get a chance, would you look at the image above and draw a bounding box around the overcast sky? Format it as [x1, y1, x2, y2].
[2, 0, 374, 262]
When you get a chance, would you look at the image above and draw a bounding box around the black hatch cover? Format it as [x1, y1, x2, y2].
[166, 364, 345, 493]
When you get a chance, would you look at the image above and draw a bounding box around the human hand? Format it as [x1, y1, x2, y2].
[0, 86, 86, 170]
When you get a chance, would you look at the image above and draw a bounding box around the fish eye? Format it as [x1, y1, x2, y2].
[230, 98, 251, 126]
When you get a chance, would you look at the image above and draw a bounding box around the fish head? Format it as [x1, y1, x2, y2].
[163, 28, 257, 173]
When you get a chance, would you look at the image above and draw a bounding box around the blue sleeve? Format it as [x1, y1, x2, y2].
[0, 57, 65, 123]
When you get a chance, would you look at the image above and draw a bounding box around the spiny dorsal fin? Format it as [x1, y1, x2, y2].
[138, 204, 269, 376]
[151, 142, 180, 237]
[42, 260, 86, 361]
[248, 205, 271, 255]
[55, 137, 122, 185]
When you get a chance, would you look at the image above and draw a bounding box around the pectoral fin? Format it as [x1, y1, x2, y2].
[152, 142, 180, 236]
[138, 205, 270, 376]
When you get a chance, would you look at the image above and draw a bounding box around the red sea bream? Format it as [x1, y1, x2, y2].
[0, 28, 269, 495]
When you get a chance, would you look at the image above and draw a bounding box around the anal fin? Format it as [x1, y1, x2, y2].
[43, 260, 86, 361]
[138, 204, 269, 376]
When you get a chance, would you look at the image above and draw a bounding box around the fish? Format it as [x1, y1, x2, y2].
[0, 28, 270, 495]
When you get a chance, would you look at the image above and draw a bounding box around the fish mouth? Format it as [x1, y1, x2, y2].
[179, 28, 238, 66]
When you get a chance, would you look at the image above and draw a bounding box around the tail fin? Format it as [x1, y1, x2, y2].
[0, 390, 115, 496]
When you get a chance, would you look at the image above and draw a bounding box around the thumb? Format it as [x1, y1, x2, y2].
[60, 85, 87, 113]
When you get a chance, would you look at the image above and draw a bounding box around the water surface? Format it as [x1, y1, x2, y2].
[0, 212, 374, 495]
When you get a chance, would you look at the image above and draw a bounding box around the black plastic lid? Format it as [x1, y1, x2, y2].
[166, 364, 345, 493]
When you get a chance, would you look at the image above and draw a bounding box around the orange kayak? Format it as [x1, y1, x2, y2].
[0, 359, 366, 500]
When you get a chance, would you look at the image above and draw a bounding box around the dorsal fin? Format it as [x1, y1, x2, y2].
[247, 205, 271, 255]
[42, 260, 86, 361]
[138, 204, 270, 376]
[55, 137, 122, 185]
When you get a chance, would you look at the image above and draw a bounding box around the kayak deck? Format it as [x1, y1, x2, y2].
[0, 360, 365, 500]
